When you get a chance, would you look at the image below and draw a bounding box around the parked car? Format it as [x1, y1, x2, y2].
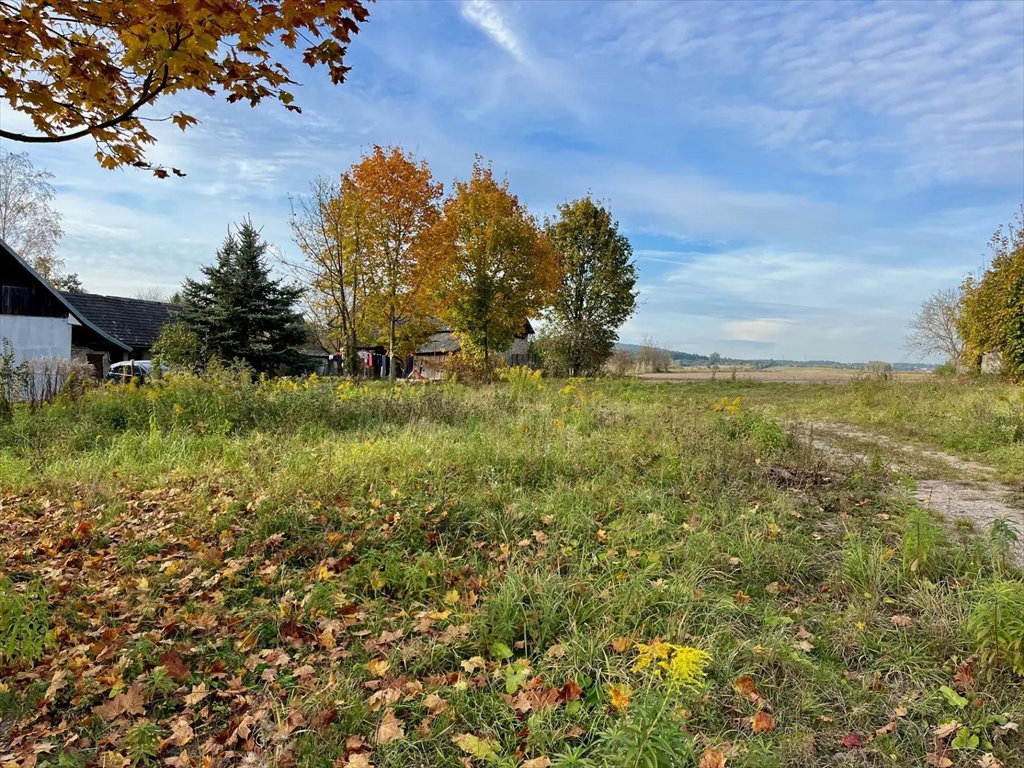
[106, 360, 166, 384]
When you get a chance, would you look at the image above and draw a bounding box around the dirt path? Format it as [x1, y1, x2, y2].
[792, 420, 1024, 565]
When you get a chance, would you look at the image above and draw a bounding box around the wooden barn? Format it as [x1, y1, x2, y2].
[412, 321, 534, 379]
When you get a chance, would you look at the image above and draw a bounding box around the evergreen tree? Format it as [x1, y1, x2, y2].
[179, 220, 307, 374]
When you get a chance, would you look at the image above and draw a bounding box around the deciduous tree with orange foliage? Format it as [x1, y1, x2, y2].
[352, 146, 443, 381]
[0, 0, 370, 176]
[425, 159, 558, 374]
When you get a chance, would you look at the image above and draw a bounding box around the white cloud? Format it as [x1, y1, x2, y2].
[461, 0, 527, 64]
[723, 318, 794, 342]
[598, 0, 1024, 185]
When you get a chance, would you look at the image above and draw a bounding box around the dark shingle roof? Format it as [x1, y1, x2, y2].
[61, 292, 181, 350]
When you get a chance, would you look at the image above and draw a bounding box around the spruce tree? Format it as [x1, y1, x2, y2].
[180, 220, 307, 374]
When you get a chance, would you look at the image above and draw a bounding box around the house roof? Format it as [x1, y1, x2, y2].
[0, 236, 132, 353]
[416, 330, 462, 356]
[414, 321, 535, 356]
[61, 292, 181, 350]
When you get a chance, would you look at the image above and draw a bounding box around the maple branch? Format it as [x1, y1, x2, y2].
[0, 25, 189, 146]
[0, 68, 171, 143]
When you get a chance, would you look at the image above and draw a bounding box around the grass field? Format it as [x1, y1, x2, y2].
[650, 376, 1023, 483]
[0, 372, 1022, 768]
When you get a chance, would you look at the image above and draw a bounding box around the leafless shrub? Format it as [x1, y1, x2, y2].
[605, 349, 636, 377]
[635, 337, 673, 373]
[19, 357, 95, 410]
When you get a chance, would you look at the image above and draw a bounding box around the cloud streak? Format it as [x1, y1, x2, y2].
[461, 0, 527, 64]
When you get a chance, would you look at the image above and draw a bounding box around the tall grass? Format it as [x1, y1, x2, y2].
[0, 374, 1021, 767]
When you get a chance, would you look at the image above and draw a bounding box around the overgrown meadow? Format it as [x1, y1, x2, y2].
[0, 372, 1022, 767]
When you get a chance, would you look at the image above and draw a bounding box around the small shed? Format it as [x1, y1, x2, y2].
[412, 321, 534, 379]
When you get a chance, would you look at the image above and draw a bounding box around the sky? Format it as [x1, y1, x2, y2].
[2, 0, 1023, 362]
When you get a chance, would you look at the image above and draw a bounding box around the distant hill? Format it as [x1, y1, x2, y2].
[614, 342, 706, 364]
[613, 343, 932, 371]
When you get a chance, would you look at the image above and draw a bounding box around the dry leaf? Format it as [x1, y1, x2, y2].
[733, 675, 762, 702]
[184, 682, 210, 707]
[374, 708, 404, 745]
[45, 670, 68, 700]
[935, 721, 961, 740]
[875, 720, 898, 736]
[840, 732, 864, 749]
[890, 614, 913, 628]
[610, 636, 632, 653]
[92, 680, 148, 720]
[169, 717, 194, 747]
[521, 759, 552, 768]
[751, 711, 774, 733]
[423, 693, 448, 715]
[699, 747, 727, 768]
[993, 720, 1018, 740]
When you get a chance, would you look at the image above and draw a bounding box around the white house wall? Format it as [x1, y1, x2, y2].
[0, 314, 72, 363]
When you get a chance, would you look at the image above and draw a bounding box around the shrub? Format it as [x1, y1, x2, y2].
[20, 357, 95, 410]
[902, 508, 946, 579]
[0, 578, 52, 666]
[966, 580, 1024, 675]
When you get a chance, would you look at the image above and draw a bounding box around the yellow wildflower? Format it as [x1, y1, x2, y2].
[632, 640, 673, 672]
[633, 642, 711, 691]
[659, 646, 711, 690]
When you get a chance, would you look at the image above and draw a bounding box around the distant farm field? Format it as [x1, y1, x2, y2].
[641, 367, 934, 384]
[0, 374, 1021, 768]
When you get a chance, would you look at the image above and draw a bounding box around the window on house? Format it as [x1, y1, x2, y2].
[1, 285, 31, 315]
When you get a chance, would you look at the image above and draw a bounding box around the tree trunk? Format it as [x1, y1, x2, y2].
[388, 310, 397, 382]
[346, 330, 359, 378]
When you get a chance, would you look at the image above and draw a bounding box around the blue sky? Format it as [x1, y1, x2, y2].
[2, 0, 1023, 362]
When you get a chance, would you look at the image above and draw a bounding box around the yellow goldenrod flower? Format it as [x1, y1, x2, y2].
[659, 646, 711, 690]
[633, 642, 711, 691]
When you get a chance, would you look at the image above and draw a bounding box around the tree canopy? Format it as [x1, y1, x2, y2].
[905, 287, 964, 364]
[958, 207, 1024, 380]
[0, 148, 85, 291]
[0, 0, 370, 175]
[541, 197, 637, 376]
[351, 146, 443, 379]
[179, 220, 306, 373]
[289, 174, 371, 375]
[425, 160, 558, 368]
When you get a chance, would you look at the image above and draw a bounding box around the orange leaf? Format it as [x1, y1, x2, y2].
[699, 747, 727, 768]
[751, 710, 774, 733]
